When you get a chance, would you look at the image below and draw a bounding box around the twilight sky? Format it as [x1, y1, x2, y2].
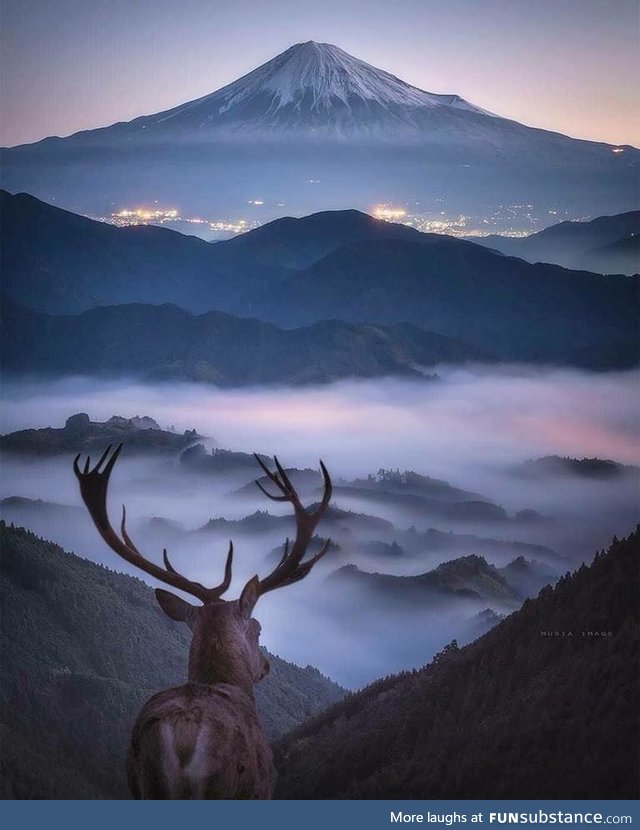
[1, 0, 638, 148]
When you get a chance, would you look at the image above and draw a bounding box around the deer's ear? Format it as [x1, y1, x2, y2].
[239, 575, 260, 619]
[155, 589, 196, 623]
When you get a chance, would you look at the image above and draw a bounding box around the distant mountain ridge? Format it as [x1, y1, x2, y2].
[2, 191, 637, 372]
[331, 553, 555, 606]
[473, 211, 639, 275]
[0, 297, 486, 385]
[256, 237, 638, 364]
[513, 455, 638, 480]
[0, 191, 460, 314]
[0, 412, 201, 455]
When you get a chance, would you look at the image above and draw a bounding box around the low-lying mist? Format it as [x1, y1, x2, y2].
[1, 365, 638, 687]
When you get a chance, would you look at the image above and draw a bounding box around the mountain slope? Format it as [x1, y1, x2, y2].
[0, 42, 529, 143]
[581, 234, 639, 276]
[0, 412, 201, 456]
[0, 191, 437, 313]
[0, 297, 488, 385]
[473, 211, 640, 274]
[1, 41, 627, 148]
[255, 237, 639, 363]
[108, 41, 491, 138]
[219, 208, 426, 269]
[329, 553, 553, 607]
[2, 192, 637, 370]
[1, 43, 636, 222]
[0, 189, 280, 314]
[0, 522, 344, 799]
[275, 527, 640, 799]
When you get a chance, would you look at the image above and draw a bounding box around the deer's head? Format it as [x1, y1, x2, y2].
[73, 446, 332, 694]
[153, 576, 269, 687]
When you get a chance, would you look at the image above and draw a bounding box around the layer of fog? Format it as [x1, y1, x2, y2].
[1, 366, 638, 687]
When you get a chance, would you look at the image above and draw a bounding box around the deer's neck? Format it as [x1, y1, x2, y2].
[187, 634, 255, 700]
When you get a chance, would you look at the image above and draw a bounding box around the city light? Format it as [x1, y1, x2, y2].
[92, 198, 576, 241]
[112, 208, 179, 224]
[372, 205, 407, 220]
[92, 206, 261, 237]
[368, 200, 577, 237]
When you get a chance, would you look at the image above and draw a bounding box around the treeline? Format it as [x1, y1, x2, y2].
[275, 527, 640, 799]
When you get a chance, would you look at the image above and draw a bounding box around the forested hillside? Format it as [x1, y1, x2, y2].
[275, 527, 640, 799]
[0, 523, 343, 799]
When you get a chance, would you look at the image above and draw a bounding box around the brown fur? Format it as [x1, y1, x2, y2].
[128, 684, 274, 800]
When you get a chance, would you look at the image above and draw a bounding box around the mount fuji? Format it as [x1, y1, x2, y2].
[1, 41, 637, 220]
[83, 41, 495, 139]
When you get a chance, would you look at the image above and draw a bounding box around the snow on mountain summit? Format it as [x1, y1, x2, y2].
[143, 41, 493, 135]
[213, 41, 480, 111]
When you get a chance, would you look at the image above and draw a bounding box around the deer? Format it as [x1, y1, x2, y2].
[73, 443, 332, 799]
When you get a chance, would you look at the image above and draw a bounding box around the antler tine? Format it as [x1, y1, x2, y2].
[95, 443, 114, 472]
[273, 457, 295, 493]
[254, 480, 289, 502]
[253, 454, 282, 486]
[253, 453, 302, 500]
[254, 456, 332, 596]
[277, 538, 291, 567]
[210, 541, 234, 598]
[74, 444, 232, 604]
[163, 548, 179, 574]
[260, 538, 332, 595]
[121, 505, 142, 555]
[253, 454, 290, 501]
[315, 460, 332, 517]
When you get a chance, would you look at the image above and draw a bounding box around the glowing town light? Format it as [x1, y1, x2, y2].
[372, 205, 407, 220]
[611, 147, 625, 154]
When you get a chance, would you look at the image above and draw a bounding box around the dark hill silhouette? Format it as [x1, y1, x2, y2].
[0, 297, 484, 385]
[0, 412, 201, 456]
[275, 527, 640, 799]
[180, 444, 272, 475]
[0, 192, 427, 314]
[329, 553, 554, 606]
[218, 208, 426, 269]
[332, 485, 508, 523]
[514, 455, 638, 480]
[2, 191, 637, 369]
[256, 237, 639, 363]
[472, 211, 639, 274]
[0, 190, 233, 314]
[350, 468, 481, 502]
[581, 233, 639, 276]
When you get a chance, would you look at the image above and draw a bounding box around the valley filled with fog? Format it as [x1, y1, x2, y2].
[1, 365, 638, 688]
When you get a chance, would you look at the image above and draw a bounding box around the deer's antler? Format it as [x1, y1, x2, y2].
[253, 455, 332, 595]
[73, 444, 233, 603]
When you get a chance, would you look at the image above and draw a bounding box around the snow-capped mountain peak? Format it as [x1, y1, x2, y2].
[214, 41, 479, 111]
[145, 41, 493, 135]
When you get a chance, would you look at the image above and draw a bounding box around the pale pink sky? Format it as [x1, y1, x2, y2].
[1, 0, 638, 147]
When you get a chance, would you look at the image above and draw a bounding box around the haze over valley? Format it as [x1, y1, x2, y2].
[2, 367, 637, 688]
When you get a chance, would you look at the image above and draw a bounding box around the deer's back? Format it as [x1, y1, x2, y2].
[127, 682, 274, 799]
